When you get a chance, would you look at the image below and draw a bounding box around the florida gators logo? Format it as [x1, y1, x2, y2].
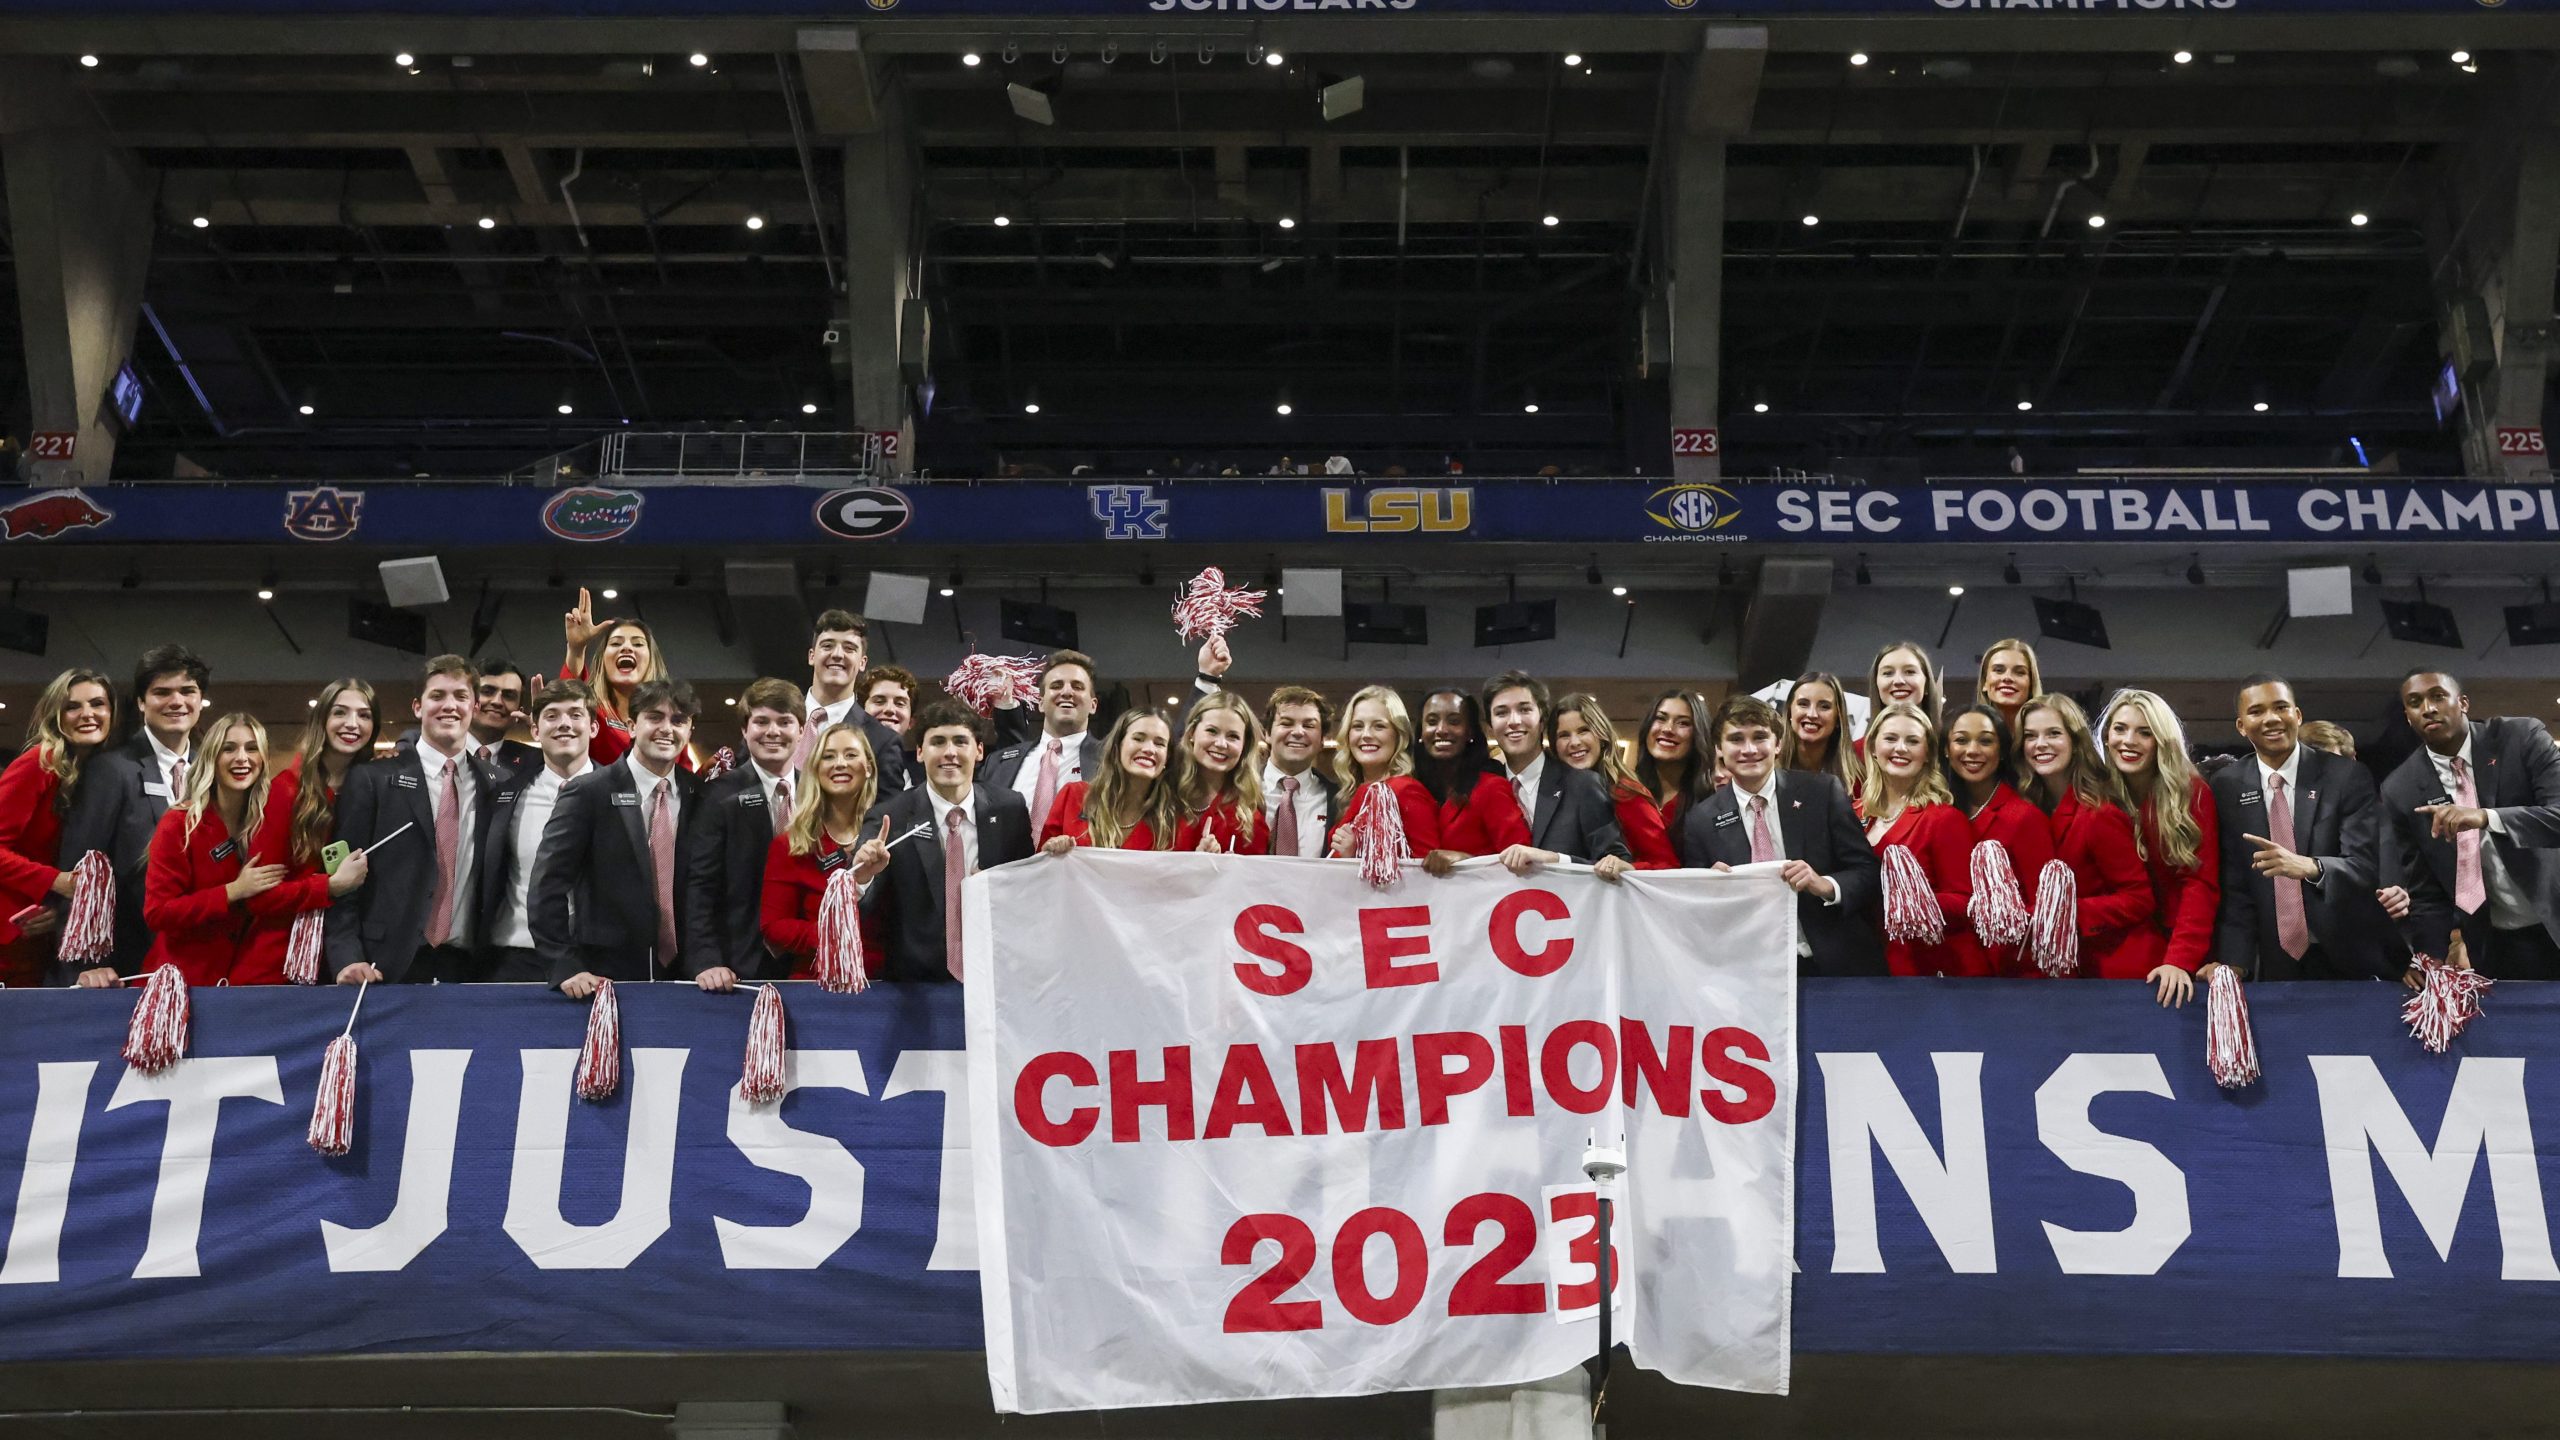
[0, 488, 112, 541]
[542, 487, 645, 542]
[283, 486, 363, 541]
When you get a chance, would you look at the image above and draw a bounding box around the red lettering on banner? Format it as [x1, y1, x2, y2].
[1222, 1215, 1323, 1333]
[1412, 1030, 1495, 1125]
[1445, 1193, 1545, 1316]
[1232, 904, 1312, 996]
[1203, 1045, 1296, 1140]
[1331, 1208, 1428, 1326]
[1296, 1039, 1407, 1134]
[1539, 1019, 1617, 1114]
[1360, 905, 1438, 988]
[1109, 1046, 1197, 1142]
[1620, 1019, 1695, 1116]
[1489, 889, 1574, 976]
[1548, 1191, 1621, 1311]
[1014, 1051, 1100, 1146]
[1700, 1025, 1776, 1123]
[1496, 1024, 1536, 1117]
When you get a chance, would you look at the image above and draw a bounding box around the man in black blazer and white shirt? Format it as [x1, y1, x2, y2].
[2382, 670, 2560, 979]
[52, 644, 210, 984]
[1192, 638, 1337, 858]
[330, 655, 502, 985]
[532, 679, 704, 996]
[1676, 694, 1881, 976]
[797, 610, 908, 798]
[862, 701, 1034, 982]
[681, 677, 805, 989]
[1480, 670, 1631, 876]
[480, 678, 597, 983]
[983, 649, 1104, 837]
[2208, 674, 2397, 981]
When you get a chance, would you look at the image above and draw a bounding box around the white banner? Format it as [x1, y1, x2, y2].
[964, 851, 1799, 1413]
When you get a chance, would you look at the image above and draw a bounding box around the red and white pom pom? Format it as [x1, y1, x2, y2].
[2028, 858, 2080, 977]
[60, 850, 116, 967]
[2402, 952, 2494, 1055]
[575, 979, 622, 1102]
[705, 746, 738, 779]
[1170, 567, 1267, 645]
[813, 866, 870, 995]
[1353, 781, 1407, 891]
[2204, 966, 2260, 1089]
[1880, 846, 1946, 946]
[283, 909, 326, 985]
[307, 978, 368, 1156]
[122, 965, 189, 1075]
[741, 983, 788, 1104]
[943, 653, 1046, 717]
[1967, 840, 2031, 951]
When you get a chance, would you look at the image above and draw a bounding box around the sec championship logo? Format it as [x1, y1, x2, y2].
[1645, 481, 1738, 535]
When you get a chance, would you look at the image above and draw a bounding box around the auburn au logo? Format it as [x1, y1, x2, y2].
[1322, 488, 1473, 534]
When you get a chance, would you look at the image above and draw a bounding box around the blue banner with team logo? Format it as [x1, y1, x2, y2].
[5, 478, 2558, 550]
[2, 979, 2559, 1365]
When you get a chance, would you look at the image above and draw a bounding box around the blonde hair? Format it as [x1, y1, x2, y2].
[1779, 672, 1864, 795]
[1082, 709, 1177, 850]
[27, 668, 113, 805]
[785, 722, 879, 857]
[181, 713, 270, 845]
[2099, 688, 2204, 872]
[2016, 693, 2127, 815]
[1551, 692, 1642, 797]
[2299, 719, 2358, 760]
[1869, 642, 1944, 723]
[1977, 639, 2044, 711]
[291, 678, 377, 865]
[1856, 703, 1952, 818]
[1176, 691, 1265, 846]
[1331, 685, 1416, 793]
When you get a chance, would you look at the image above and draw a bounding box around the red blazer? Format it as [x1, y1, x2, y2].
[1436, 772, 1531, 857]
[0, 749, 66, 942]
[1328, 775, 1444, 857]
[1874, 802, 1984, 978]
[2139, 775, 2221, 974]
[1969, 783, 2058, 978]
[1040, 782, 1164, 851]
[237, 766, 340, 983]
[1611, 782, 1678, 870]
[759, 831, 884, 980]
[1174, 794, 1271, 855]
[142, 808, 254, 987]
[2046, 789, 2164, 980]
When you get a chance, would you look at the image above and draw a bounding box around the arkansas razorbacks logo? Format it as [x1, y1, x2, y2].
[0, 488, 113, 541]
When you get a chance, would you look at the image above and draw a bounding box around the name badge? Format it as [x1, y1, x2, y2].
[612, 792, 639, 807]
[2428, 794, 2452, 808]
[211, 840, 240, 861]
[819, 847, 848, 872]
[492, 789, 517, 805]
[1712, 810, 1740, 828]
[142, 781, 170, 798]
[2239, 790, 2261, 805]
[395, 774, 421, 790]
[742, 793, 766, 808]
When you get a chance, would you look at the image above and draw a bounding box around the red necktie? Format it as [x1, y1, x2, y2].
[772, 776, 793, 837]
[1273, 775, 1301, 858]
[424, 759, 459, 947]
[2269, 773, 2309, 959]
[1749, 794, 1778, 864]
[649, 779, 679, 966]
[944, 806, 968, 979]
[1030, 737, 1063, 834]
[2451, 756, 2487, 914]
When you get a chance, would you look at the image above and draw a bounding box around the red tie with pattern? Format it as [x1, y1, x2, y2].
[1030, 738, 1063, 836]
[649, 780, 679, 966]
[1273, 775, 1301, 858]
[944, 806, 969, 979]
[772, 775, 793, 837]
[2269, 773, 2310, 959]
[2451, 756, 2487, 914]
[1749, 794, 1778, 865]
[423, 759, 459, 947]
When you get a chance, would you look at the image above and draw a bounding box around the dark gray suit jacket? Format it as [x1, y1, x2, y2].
[2382, 717, 2560, 958]
[324, 746, 504, 981]
[858, 783, 1034, 982]
[1674, 769, 1881, 976]
[1518, 758, 1632, 865]
[530, 757, 703, 986]
[2211, 745, 2397, 980]
[680, 765, 794, 981]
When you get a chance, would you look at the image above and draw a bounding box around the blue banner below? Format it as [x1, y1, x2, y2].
[0, 980, 2555, 1364]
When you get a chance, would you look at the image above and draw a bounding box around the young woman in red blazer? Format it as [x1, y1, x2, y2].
[1631, 688, 1716, 835]
[1041, 709, 1176, 852]
[1860, 705, 1982, 977]
[2017, 695, 2161, 980]
[1551, 692, 1677, 869]
[142, 714, 290, 986]
[761, 723, 890, 976]
[0, 668, 116, 986]
[2099, 688, 2219, 1007]
[1170, 691, 1269, 855]
[1940, 702, 2054, 978]
[1412, 688, 1530, 862]
[1325, 686, 1444, 858]
[247, 678, 378, 980]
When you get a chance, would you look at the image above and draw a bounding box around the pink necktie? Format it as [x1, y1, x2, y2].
[772, 777, 793, 837]
[2451, 756, 2488, 914]
[1749, 794, 1778, 864]
[790, 709, 823, 770]
[1029, 737, 1063, 836]
[649, 780, 679, 965]
[2269, 773, 2309, 959]
[1273, 775, 1301, 858]
[944, 806, 968, 979]
[169, 757, 188, 800]
[424, 760, 459, 947]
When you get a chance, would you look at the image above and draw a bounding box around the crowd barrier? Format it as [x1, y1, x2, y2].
[0, 979, 2547, 1366]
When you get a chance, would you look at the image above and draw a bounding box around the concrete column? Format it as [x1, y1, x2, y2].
[803, 29, 916, 477]
[1666, 26, 1762, 484]
[0, 59, 155, 487]
[2436, 58, 2558, 482]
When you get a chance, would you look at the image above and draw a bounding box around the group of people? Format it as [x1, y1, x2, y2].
[1, 609, 2552, 1002]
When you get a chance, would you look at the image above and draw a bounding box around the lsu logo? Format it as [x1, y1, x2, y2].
[1323, 487, 1472, 534]
[1645, 482, 1739, 534]
[543, 487, 645, 542]
[1088, 484, 1170, 541]
[0, 488, 112, 541]
[283, 486, 363, 541]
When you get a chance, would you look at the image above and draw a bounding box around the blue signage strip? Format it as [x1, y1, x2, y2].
[4, 479, 2556, 549]
[5, 0, 2503, 15]
[0, 981, 2553, 1364]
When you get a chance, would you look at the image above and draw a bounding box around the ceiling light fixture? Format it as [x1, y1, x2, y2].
[2172, 49, 2193, 63]
[477, 215, 496, 230]
[1523, 402, 1540, 414]
[600, 587, 619, 600]
[1265, 50, 1285, 66]
[2087, 213, 2107, 229]
[2350, 211, 2371, 226]
[1947, 585, 1966, 598]
[1276, 402, 1293, 416]
[2016, 399, 2034, 412]
[2450, 49, 2471, 64]
[1542, 213, 1560, 227]
[298, 404, 315, 416]
[393, 51, 415, 66]
[79, 54, 99, 67]
[801, 402, 819, 415]
[2253, 399, 2271, 412]
[1277, 216, 1296, 229]
[1564, 52, 1584, 66]
[1024, 401, 1041, 414]
[257, 586, 275, 602]
[1752, 401, 1769, 413]
[689, 51, 710, 67]
[992, 214, 1011, 227]
[191, 215, 210, 228]
[962, 51, 982, 66]
[1849, 51, 1869, 66]
[1800, 213, 1820, 227]
[745, 214, 765, 231]
[557, 403, 574, 415]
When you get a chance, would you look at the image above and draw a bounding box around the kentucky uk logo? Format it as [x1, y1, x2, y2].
[283, 487, 363, 542]
[1088, 484, 1170, 541]
[0, 488, 112, 541]
[543, 487, 645, 543]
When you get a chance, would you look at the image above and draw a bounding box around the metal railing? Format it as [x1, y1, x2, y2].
[597, 431, 887, 485]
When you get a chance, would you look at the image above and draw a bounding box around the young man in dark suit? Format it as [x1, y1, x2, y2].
[329, 655, 502, 985]
[532, 678, 704, 997]
[52, 644, 209, 984]
[983, 650, 1104, 834]
[1676, 694, 1881, 976]
[479, 678, 597, 983]
[2381, 669, 2560, 979]
[467, 658, 543, 783]
[797, 610, 908, 797]
[1480, 670, 1631, 876]
[862, 700, 1034, 982]
[680, 677, 804, 991]
[2207, 673, 2398, 982]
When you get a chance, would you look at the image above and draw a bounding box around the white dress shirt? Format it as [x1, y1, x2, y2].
[808, 695, 865, 733]
[629, 754, 684, 832]
[1262, 761, 1329, 859]
[146, 730, 189, 800]
[2429, 736, 2535, 928]
[927, 786, 980, 875]
[1507, 753, 1547, 836]
[1009, 730, 1088, 805]
[496, 757, 592, 950]
[414, 741, 481, 950]
[753, 758, 797, 825]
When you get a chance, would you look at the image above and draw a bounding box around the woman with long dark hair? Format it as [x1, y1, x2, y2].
[249, 678, 377, 982]
[562, 589, 686, 769]
[2016, 694, 2160, 981]
[1632, 688, 1717, 826]
[0, 669, 115, 986]
[1940, 701, 2051, 977]
[1551, 693, 1676, 869]
[1411, 688, 1530, 860]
